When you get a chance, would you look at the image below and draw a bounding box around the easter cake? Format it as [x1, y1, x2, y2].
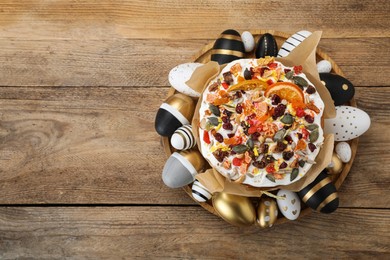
[198, 57, 325, 187]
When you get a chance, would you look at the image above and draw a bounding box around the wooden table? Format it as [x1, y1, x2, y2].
[0, 1, 389, 258]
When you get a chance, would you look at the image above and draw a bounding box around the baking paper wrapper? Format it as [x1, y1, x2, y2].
[187, 31, 336, 196]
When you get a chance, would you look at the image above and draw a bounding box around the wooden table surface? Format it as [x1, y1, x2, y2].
[0, 0, 389, 259]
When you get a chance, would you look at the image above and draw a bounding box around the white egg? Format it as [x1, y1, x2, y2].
[324, 106, 371, 141]
[241, 31, 255, 52]
[317, 60, 332, 73]
[277, 30, 312, 57]
[335, 142, 352, 163]
[170, 125, 196, 150]
[168, 63, 203, 97]
[276, 189, 301, 220]
[191, 180, 212, 202]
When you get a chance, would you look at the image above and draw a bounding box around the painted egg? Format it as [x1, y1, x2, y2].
[335, 142, 352, 163]
[317, 60, 332, 73]
[276, 189, 301, 220]
[170, 125, 196, 150]
[211, 29, 245, 65]
[162, 149, 206, 188]
[155, 93, 195, 137]
[298, 170, 339, 213]
[320, 73, 355, 105]
[213, 192, 256, 227]
[324, 106, 371, 141]
[257, 197, 278, 228]
[326, 152, 344, 175]
[277, 30, 312, 57]
[191, 180, 212, 202]
[241, 31, 255, 52]
[168, 63, 203, 97]
[255, 33, 278, 58]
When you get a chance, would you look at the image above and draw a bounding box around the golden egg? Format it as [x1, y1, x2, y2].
[212, 192, 256, 227]
[179, 149, 207, 173]
[327, 152, 344, 175]
[165, 93, 195, 123]
[257, 197, 278, 228]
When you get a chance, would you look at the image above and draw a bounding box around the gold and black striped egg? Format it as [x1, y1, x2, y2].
[211, 29, 245, 65]
[298, 170, 339, 213]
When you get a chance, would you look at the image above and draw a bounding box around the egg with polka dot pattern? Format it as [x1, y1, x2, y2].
[324, 106, 371, 141]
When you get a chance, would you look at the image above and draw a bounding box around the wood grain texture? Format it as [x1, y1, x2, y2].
[0, 207, 388, 259]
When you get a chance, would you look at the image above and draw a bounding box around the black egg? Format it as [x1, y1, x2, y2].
[211, 29, 245, 65]
[298, 170, 339, 213]
[320, 73, 355, 106]
[255, 33, 278, 58]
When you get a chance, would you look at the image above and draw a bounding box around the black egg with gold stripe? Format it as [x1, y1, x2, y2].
[211, 29, 245, 65]
[298, 170, 339, 213]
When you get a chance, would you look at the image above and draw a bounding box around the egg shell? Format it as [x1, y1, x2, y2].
[162, 150, 206, 188]
[335, 142, 352, 163]
[276, 190, 301, 220]
[168, 63, 203, 97]
[241, 31, 255, 52]
[257, 197, 278, 228]
[191, 180, 212, 202]
[170, 125, 196, 150]
[320, 73, 355, 106]
[324, 106, 371, 141]
[277, 30, 312, 57]
[155, 93, 195, 137]
[211, 29, 245, 65]
[255, 33, 278, 58]
[298, 170, 339, 213]
[327, 152, 344, 175]
[317, 60, 332, 73]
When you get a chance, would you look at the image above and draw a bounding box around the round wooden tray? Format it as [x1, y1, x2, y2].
[162, 30, 358, 226]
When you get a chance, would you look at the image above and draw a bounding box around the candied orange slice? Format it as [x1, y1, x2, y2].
[227, 79, 268, 92]
[264, 82, 304, 104]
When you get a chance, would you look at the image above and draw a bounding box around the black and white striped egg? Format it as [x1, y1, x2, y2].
[277, 30, 312, 57]
[170, 125, 196, 150]
[211, 29, 245, 65]
[191, 180, 212, 202]
[298, 170, 339, 213]
[255, 33, 278, 58]
[320, 73, 355, 106]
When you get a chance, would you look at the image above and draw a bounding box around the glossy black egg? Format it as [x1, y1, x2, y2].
[320, 73, 355, 106]
[298, 170, 339, 213]
[211, 29, 245, 65]
[255, 33, 278, 58]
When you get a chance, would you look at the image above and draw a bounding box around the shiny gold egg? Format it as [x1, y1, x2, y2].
[165, 93, 195, 123]
[327, 152, 344, 175]
[179, 149, 207, 173]
[212, 192, 256, 227]
[257, 197, 278, 228]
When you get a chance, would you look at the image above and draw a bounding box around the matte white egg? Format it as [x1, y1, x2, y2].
[241, 31, 255, 52]
[168, 63, 203, 97]
[191, 180, 212, 202]
[324, 106, 371, 141]
[170, 125, 196, 150]
[317, 60, 332, 73]
[335, 142, 352, 163]
[277, 30, 312, 57]
[276, 189, 301, 220]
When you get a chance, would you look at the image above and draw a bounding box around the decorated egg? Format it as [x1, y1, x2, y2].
[162, 149, 206, 188]
[335, 142, 352, 163]
[170, 125, 196, 150]
[317, 60, 332, 73]
[298, 170, 339, 213]
[327, 152, 344, 175]
[277, 30, 312, 57]
[257, 197, 278, 228]
[241, 31, 255, 52]
[320, 73, 355, 105]
[211, 29, 245, 65]
[324, 106, 371, 141]
[276, 189, 301, 220]
[191, 180, 212, 202]
[255, 33, 278, 58]
[168, 63, 203, 97]
[213, 192, 256, 227]
[155, 93, 195, 137]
